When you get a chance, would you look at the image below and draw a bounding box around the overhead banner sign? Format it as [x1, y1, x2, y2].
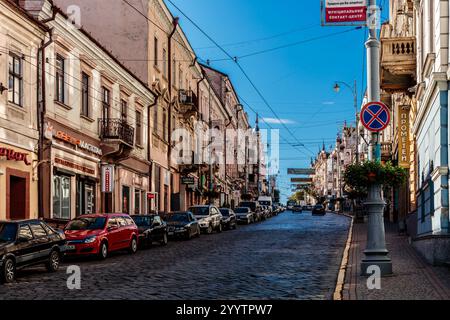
[322, 0, 367, 26]
[287, 168, 315, 175]
[398, 106, 410, 168]
[291, 178, 313, 183]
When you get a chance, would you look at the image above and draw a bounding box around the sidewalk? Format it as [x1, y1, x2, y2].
[341, 221, 450, 300]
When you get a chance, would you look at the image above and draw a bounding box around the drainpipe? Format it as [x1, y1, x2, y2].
[147, 90, 159, 213]
[37, 23, 54, 219]
[167, 17, 179, 210]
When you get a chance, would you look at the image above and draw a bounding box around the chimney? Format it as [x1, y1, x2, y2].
[18, 0, 46, 17]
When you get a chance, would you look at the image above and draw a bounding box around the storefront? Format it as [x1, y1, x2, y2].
[43, 121, 102, 222]
[115, 158, 150, 215]
[0, 142, 38, 220]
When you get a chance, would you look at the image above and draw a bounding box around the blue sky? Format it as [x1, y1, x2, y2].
[166, 0, 388, 203]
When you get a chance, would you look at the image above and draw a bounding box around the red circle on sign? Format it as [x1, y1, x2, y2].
[360, 102, 390, 132]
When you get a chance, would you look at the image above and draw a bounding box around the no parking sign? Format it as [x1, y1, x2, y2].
[360, 102, 390, 132]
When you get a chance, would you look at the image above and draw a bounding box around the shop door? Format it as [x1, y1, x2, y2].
[85, 184, 95, 214]
[9, 176, 26, 220]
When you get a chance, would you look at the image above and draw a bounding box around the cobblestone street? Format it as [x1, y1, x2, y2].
[0, 212, 351, 300]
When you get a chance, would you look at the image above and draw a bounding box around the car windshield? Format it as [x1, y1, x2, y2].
[219, 209, 229, 216]
[235, 208, 249, 214]
[167, 214, 189, 222]
[189, 207, 209, 216]
[0, 223, 17, 242]
[65, 217, 106, 231]
[133, 216, 153, 227]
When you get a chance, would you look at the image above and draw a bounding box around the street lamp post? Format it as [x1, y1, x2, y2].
[333, 80, 360, 164]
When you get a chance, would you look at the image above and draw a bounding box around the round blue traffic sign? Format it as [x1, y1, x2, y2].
[360, 102, 390, 132]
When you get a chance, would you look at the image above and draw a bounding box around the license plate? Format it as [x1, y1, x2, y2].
[66, 245, 76, 250]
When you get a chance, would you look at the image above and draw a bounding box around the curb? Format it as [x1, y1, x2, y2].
[333, 216, 354, 300]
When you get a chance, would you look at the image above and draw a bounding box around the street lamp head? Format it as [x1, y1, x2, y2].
[333, 83, 341, 93]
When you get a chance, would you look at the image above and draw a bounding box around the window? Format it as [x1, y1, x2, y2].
[162, 48, 167, 77]
[18, 225, 33, 241]
[124, 216, 134, 226]
[8, 54, 23, 106]
[81, 72, 90, 117]
[30, 223, 47, 238]
[154, 37, 159, 67]
[107, 218, 118, 229]
[102, 87, 110, 120]
[153, 106, 158, 135]
[117, 217, 127, 227]
[179, 67, 183, 89]
[134, 189, 141, 215]
[121, 99, 128, 122]
[162, 108, 167, 141]
[122, 186, 130, 214]
[136, 110, 142, 146]
[56, 55, 65, 103]
[53, 174, 71, 220]
[41, 222, 56, 235]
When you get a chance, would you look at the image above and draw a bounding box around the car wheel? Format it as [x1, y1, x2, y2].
[46, 250, 60, 273]
[1, 258, 16, 284]
[217, 223, 223, 233]
[160, 233, 168, 246]
[98, 241, 108, 260]
[207, 224, 213, 234]
[129, 237, 138, 254]
[185, 229, 192, 240]
[196, 226, 201, 237]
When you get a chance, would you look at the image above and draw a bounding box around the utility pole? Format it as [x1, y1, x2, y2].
[361, 0, 392, 276]
[256, 114, 261, 197]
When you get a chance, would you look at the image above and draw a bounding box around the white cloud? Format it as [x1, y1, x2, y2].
[262, 118, 295, 125]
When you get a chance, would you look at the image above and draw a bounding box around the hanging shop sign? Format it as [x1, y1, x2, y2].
[398, 106, 410, 168]
[321, 0, 368, 26]
[55, 157, 96, 175]
[101, 165, 115, 193]
[181, 176, 195, 185]
[0, 146, 31, 166]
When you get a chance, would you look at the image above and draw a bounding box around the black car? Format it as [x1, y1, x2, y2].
[312, 204, 326, 216]
[0, 220, 66, 283]
[165, 212, 201, 240]
[219, 208, 237, 230]
[292, 205, 303, 213]
[131, 215, 168, 247]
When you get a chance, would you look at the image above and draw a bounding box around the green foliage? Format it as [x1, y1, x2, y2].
[344, 161, 408, 193]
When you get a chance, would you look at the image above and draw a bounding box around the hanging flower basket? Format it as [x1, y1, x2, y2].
[344, 161, 408, 193]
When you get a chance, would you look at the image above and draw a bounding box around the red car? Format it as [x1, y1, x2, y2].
[64, 214, 139, 260]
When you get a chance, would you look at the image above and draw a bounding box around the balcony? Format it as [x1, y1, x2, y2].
[179, 89, 199, 118]
[99, 119, 135, 158]
[381, 142, 393, 162]
[380, 35, 416, 92]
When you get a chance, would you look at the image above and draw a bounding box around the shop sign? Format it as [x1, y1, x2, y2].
[55, 158, 95, 175]
[181, 176, 195, 185]
[0, 147, 31, 166]
[147, 193, 156, 199]
[49, 125, 103, 156]
[322, 0, 367, 26]
[398, 106, 410, 168]
[102, 165, 115, 193]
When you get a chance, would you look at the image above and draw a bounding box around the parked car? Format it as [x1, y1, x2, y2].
[239, 201, 262, 222]
[189, 205, 223, 234]
[64, 214, 139, 260]
[292, 205, 303, 213]
[0, 220, 66, 283]
[219, 208, 237, 230]
[235, 207, 254, 224]
[312, 204, 326, 216]
[166, 212, 200, 240]
[131, 215, 168, 247]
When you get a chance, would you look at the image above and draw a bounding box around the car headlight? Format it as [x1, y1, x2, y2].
[84, 236, 97, 244]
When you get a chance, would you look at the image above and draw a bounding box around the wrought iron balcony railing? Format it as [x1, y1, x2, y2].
[99, 118, 135, 147]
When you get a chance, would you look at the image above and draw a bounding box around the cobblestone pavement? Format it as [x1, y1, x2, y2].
[0, 212, 351, 300]
[343, 222, 450, 300]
